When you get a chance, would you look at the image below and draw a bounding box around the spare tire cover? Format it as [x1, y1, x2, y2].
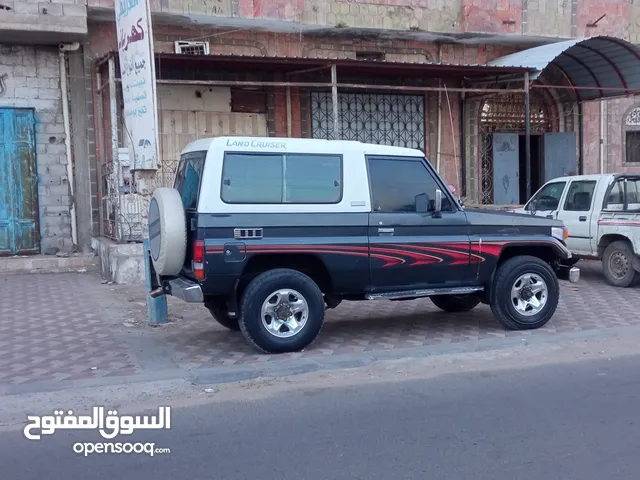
[148, 187, 187, 276]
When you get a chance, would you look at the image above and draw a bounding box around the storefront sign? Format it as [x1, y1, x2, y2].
[115, 0, 159, 170]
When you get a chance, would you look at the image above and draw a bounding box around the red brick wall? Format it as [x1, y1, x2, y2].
[461, 0, 522, 35]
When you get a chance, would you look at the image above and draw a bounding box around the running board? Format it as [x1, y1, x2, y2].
[366, 286, 483, 301]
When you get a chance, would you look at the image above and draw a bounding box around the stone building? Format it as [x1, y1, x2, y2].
[0, 1, 88, 256]
[6, 0, 640, 274]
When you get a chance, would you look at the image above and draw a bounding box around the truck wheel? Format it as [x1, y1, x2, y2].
[147, 188, 187, 276]
[205, 300, 240, 331]
[490, 255, 559, 330]
[239, 269, 325, 353]
[602, 241, 639, 288]
[430, 294, 480, 312]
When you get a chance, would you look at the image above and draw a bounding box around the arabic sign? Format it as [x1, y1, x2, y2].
[24, 406, 171, 440]
[115, 0, 159, 170]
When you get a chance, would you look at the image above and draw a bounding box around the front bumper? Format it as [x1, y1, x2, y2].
[164, 277, 204, 303]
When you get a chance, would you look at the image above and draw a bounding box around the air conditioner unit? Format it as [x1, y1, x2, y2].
[174, 41, 210, 55]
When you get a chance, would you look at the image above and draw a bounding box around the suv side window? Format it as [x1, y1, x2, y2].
[368, 157, 452, 213]
[563, 180, 596, 211]
[526, 181, 566, 211]
[221, 153, 342, 204]
[174, 151, 206, 209]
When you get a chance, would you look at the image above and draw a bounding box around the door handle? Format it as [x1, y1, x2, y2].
[378, 228, 394, 236]
[579, 216, 587, 222]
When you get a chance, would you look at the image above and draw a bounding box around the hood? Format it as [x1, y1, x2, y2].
[463, 207, 564, 228]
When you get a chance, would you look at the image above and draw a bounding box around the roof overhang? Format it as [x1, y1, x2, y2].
[488, 36, 640, 101]
[154, 53, 532, 80]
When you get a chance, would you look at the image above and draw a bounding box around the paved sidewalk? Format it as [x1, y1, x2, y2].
[0, 273, 140, 389]
[0, 260, 639, 393]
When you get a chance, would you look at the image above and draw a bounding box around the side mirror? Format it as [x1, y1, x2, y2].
[529, 199, 537, 214]
[434, 189, 442, 213]
[415, 193, 429, 213]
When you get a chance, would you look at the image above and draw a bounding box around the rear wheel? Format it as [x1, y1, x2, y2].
[430, 294, 480, 312]
[205, 299, 240, 331]
[602, 241, 639, 288]
[239, 269, 325, 354]
[490, 255, 559, 330]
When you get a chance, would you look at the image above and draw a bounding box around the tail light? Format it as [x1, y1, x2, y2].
[193, 240, 205, 281]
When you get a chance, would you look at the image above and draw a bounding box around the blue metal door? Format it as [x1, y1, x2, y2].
[544, 132, 577, 182]
[492, 133, 520, 205]
[0, 108, 39, 256]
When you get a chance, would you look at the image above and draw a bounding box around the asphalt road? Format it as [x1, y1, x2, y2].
[2, 355, 640, 480]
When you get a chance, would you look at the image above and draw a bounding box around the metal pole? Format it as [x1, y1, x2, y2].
[524, 71, 532, 201]
[286, 86, 292, 137]
[154, 78, 525, 95]
[331, 64, 339, 139]
[578, 102, 584, 175]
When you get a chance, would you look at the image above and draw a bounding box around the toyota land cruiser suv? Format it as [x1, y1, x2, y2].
[147, 137, 580, 354]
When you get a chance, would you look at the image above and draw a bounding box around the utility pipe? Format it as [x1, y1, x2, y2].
[59, 42, 80, 247]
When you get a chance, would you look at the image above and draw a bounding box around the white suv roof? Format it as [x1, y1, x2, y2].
[181, 136, 425, 158]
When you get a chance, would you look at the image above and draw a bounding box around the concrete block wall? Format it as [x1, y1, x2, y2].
[0, 45, 73, 254]
[87, 0, 640, 39]
[0, 0, 87, 41]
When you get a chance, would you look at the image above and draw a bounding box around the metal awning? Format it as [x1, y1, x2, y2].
[488, 36, 640, 100]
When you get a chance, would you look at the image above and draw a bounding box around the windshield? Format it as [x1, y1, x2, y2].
[525, 181, 567, 211]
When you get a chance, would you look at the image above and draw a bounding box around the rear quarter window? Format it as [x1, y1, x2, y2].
[173, 151, 206, 209]
[221, 152, 343, 204]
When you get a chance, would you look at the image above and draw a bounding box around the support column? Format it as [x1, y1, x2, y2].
[286, 86, 292, 137]
[578, 102, 584, 175]
[331, 64, 339, 139]
[524, 72, 532, 200]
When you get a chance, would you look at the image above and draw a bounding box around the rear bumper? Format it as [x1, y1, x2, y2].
[164, 277, 204, 303]
[556, 265, 580, 283]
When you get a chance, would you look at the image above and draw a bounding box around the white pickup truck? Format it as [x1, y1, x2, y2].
[512, 174, 640, 287]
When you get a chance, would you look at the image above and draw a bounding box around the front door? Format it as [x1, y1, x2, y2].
[522, 179, 568, 220]
[492, 133, 520, 205]
[0, 108, 39, 256]
[367, 155, 471, 292]
[557, 178, 598, 254]
[544, 132, 577, 181]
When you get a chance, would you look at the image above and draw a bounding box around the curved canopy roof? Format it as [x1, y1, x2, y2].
[488, 36, 640, 101]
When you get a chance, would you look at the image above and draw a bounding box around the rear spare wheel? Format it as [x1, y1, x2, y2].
[148, 187, 187, 276]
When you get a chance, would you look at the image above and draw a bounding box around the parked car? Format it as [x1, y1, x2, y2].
[511, 174, 640, 287]
[146, 137, 579, 354]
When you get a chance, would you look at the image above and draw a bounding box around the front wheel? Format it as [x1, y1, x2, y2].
[490, 255, 559, 330]
[430, 294, 480, 312]
[239, 269, 325, 353]
[602, 241, 639, 288]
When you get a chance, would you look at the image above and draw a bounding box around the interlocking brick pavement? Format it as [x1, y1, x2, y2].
[1, 261, 639, 390]
[0, 273, 140, 387]
[144, 260, 640, 368]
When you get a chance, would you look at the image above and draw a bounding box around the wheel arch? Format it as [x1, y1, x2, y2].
[240, 253, 334, 296]
[483, 245, 559, 303]
[598, 233, 633, 257]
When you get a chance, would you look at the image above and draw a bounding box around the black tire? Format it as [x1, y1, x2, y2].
[430, 294, 481, 312]
[205, 299, 240, 331]
[490, 255, 559, 330]
[239, 268, 325, 354]
[602, 241, 639, 288]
